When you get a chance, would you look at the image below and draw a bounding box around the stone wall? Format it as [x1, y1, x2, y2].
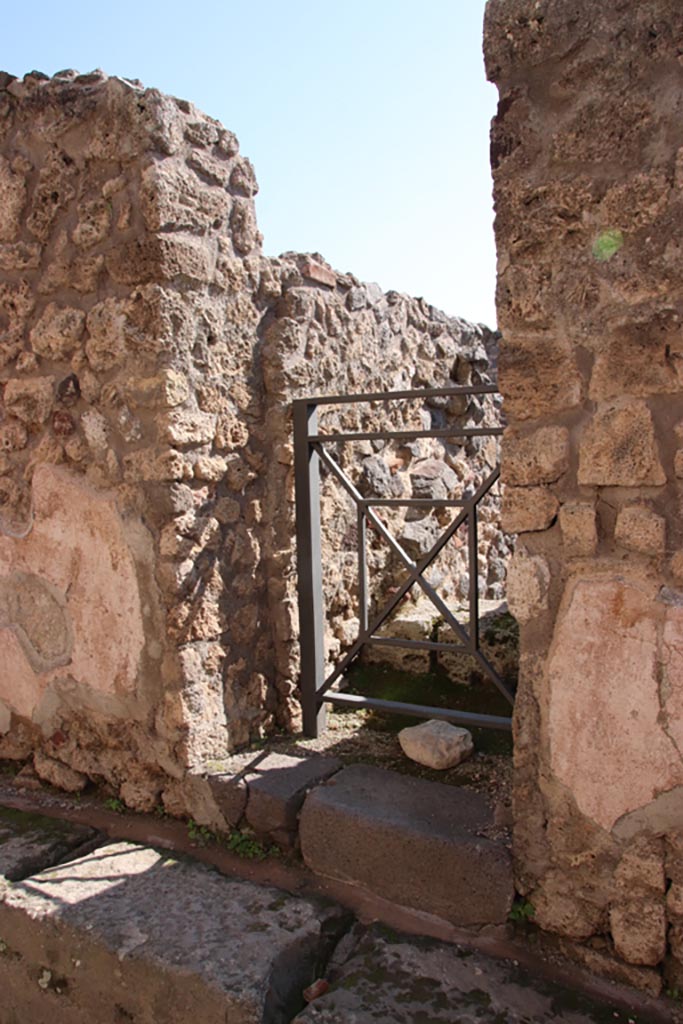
[258, 254, 506, 693]
[485, 0, 683, 994]
[0, 71, 506, 818]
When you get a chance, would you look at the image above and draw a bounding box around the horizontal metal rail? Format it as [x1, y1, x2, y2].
[309, 426, 503, 443]
[367, 636, 470, 654]
[361, 498, 469, 508]
[323, 692, 512, 731]
[293, 383, 499, 407]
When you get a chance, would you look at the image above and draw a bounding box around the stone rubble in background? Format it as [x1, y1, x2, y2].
[398, 719, 474, 770]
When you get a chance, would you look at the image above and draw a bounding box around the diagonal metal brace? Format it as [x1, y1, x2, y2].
[315, 448, 513, 704]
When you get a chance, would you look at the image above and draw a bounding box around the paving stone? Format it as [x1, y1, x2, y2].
[293, 924, 628, 1023]
[245, 753, 342, 847]
[299, 765, 513, 926]
[0, 805, 96, 882]
[0, 841, 350, 1024]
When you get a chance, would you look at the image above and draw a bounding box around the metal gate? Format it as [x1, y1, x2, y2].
[293, 384, 514, 738]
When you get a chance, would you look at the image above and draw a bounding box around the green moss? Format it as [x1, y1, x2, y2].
[592, 229, 624, 262]
[345, 664, 513, 755]
[508, 898, 535, 923]
[187, 819, 216, 846]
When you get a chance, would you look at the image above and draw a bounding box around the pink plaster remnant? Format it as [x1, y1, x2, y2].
[548, 577, 683, 832]
[0, 464, 147, 720]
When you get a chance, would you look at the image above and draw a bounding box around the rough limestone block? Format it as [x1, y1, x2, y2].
[299, 765, 513, 926]
[615, 504, 666, 555]
[671, 551, 683, 584]
[578, 401, 666, 486]
[501, 486, 558, 533]
[0, 806, 96, 882]
[245, 753, 342, 846]
[497, 336, 582, 422]
[615, 836, 665, 895]
[506, 549, 550, 624]
[3, 376, 55, 426]
[0, 841, 348, 1024]
[398, 720, 473, 770]
[559, 502, 598, 557]
[610, 899, 667, 967]
[502, 425, 570, 486]
[33, 752, 87, 793]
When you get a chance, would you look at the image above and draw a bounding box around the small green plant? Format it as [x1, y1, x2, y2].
[508, 899, 535, 923]
[225, 829, 279, 861]
[104, 797, 125, 814]
[666, 986, 683, 1003]
[592, 228, 624, 263]
[187, 819, 216, 846]
[153, 804, 168, 819]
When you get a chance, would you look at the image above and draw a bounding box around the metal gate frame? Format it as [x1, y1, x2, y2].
[293, 384, 514, 738]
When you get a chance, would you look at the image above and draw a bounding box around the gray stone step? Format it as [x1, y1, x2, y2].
[299, 764, 513, 926]
[293, 924, 636, 1024]
[0, 840, 350, 1024]
[0, 805, 96, 882]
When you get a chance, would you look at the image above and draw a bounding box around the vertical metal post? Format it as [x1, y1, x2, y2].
[468, 503, 479, 654]
[293, 401, 327, 737]
[357, 505, 368, 632]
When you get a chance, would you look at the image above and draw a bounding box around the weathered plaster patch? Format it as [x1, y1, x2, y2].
[0, 464, 148, 720]
[548, 576, 683, 832]
[0, 571, 72, 671]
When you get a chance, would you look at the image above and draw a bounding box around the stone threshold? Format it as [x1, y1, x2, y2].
[0, 798, 675, 1024]
[204, 753, 514, 927]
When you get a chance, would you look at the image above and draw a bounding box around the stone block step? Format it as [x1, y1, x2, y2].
[299, 764, 513, 926]
[0, 805, 96, 882]
[0, 840, 349, 1024]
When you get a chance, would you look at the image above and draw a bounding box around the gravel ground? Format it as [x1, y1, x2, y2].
[220, 706, 513, 844]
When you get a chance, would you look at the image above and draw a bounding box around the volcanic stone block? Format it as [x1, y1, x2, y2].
[0, 806, 96, 882]
[299, 765, 513, 926]
[245, 753, 342, 846]
[0, 841, 349, 1024]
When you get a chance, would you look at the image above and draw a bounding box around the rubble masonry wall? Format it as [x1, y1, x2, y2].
[0, 70, 504, 819]
[486, 0, 683, 993]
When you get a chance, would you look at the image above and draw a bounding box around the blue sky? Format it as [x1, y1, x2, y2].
[4, 1, 498, 326]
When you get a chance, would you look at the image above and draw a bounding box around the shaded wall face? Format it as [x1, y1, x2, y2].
[0, 70, 264, 804]
[485, 0, 683, 991]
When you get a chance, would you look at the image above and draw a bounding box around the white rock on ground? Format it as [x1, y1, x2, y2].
[398, 720, 474, 770]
